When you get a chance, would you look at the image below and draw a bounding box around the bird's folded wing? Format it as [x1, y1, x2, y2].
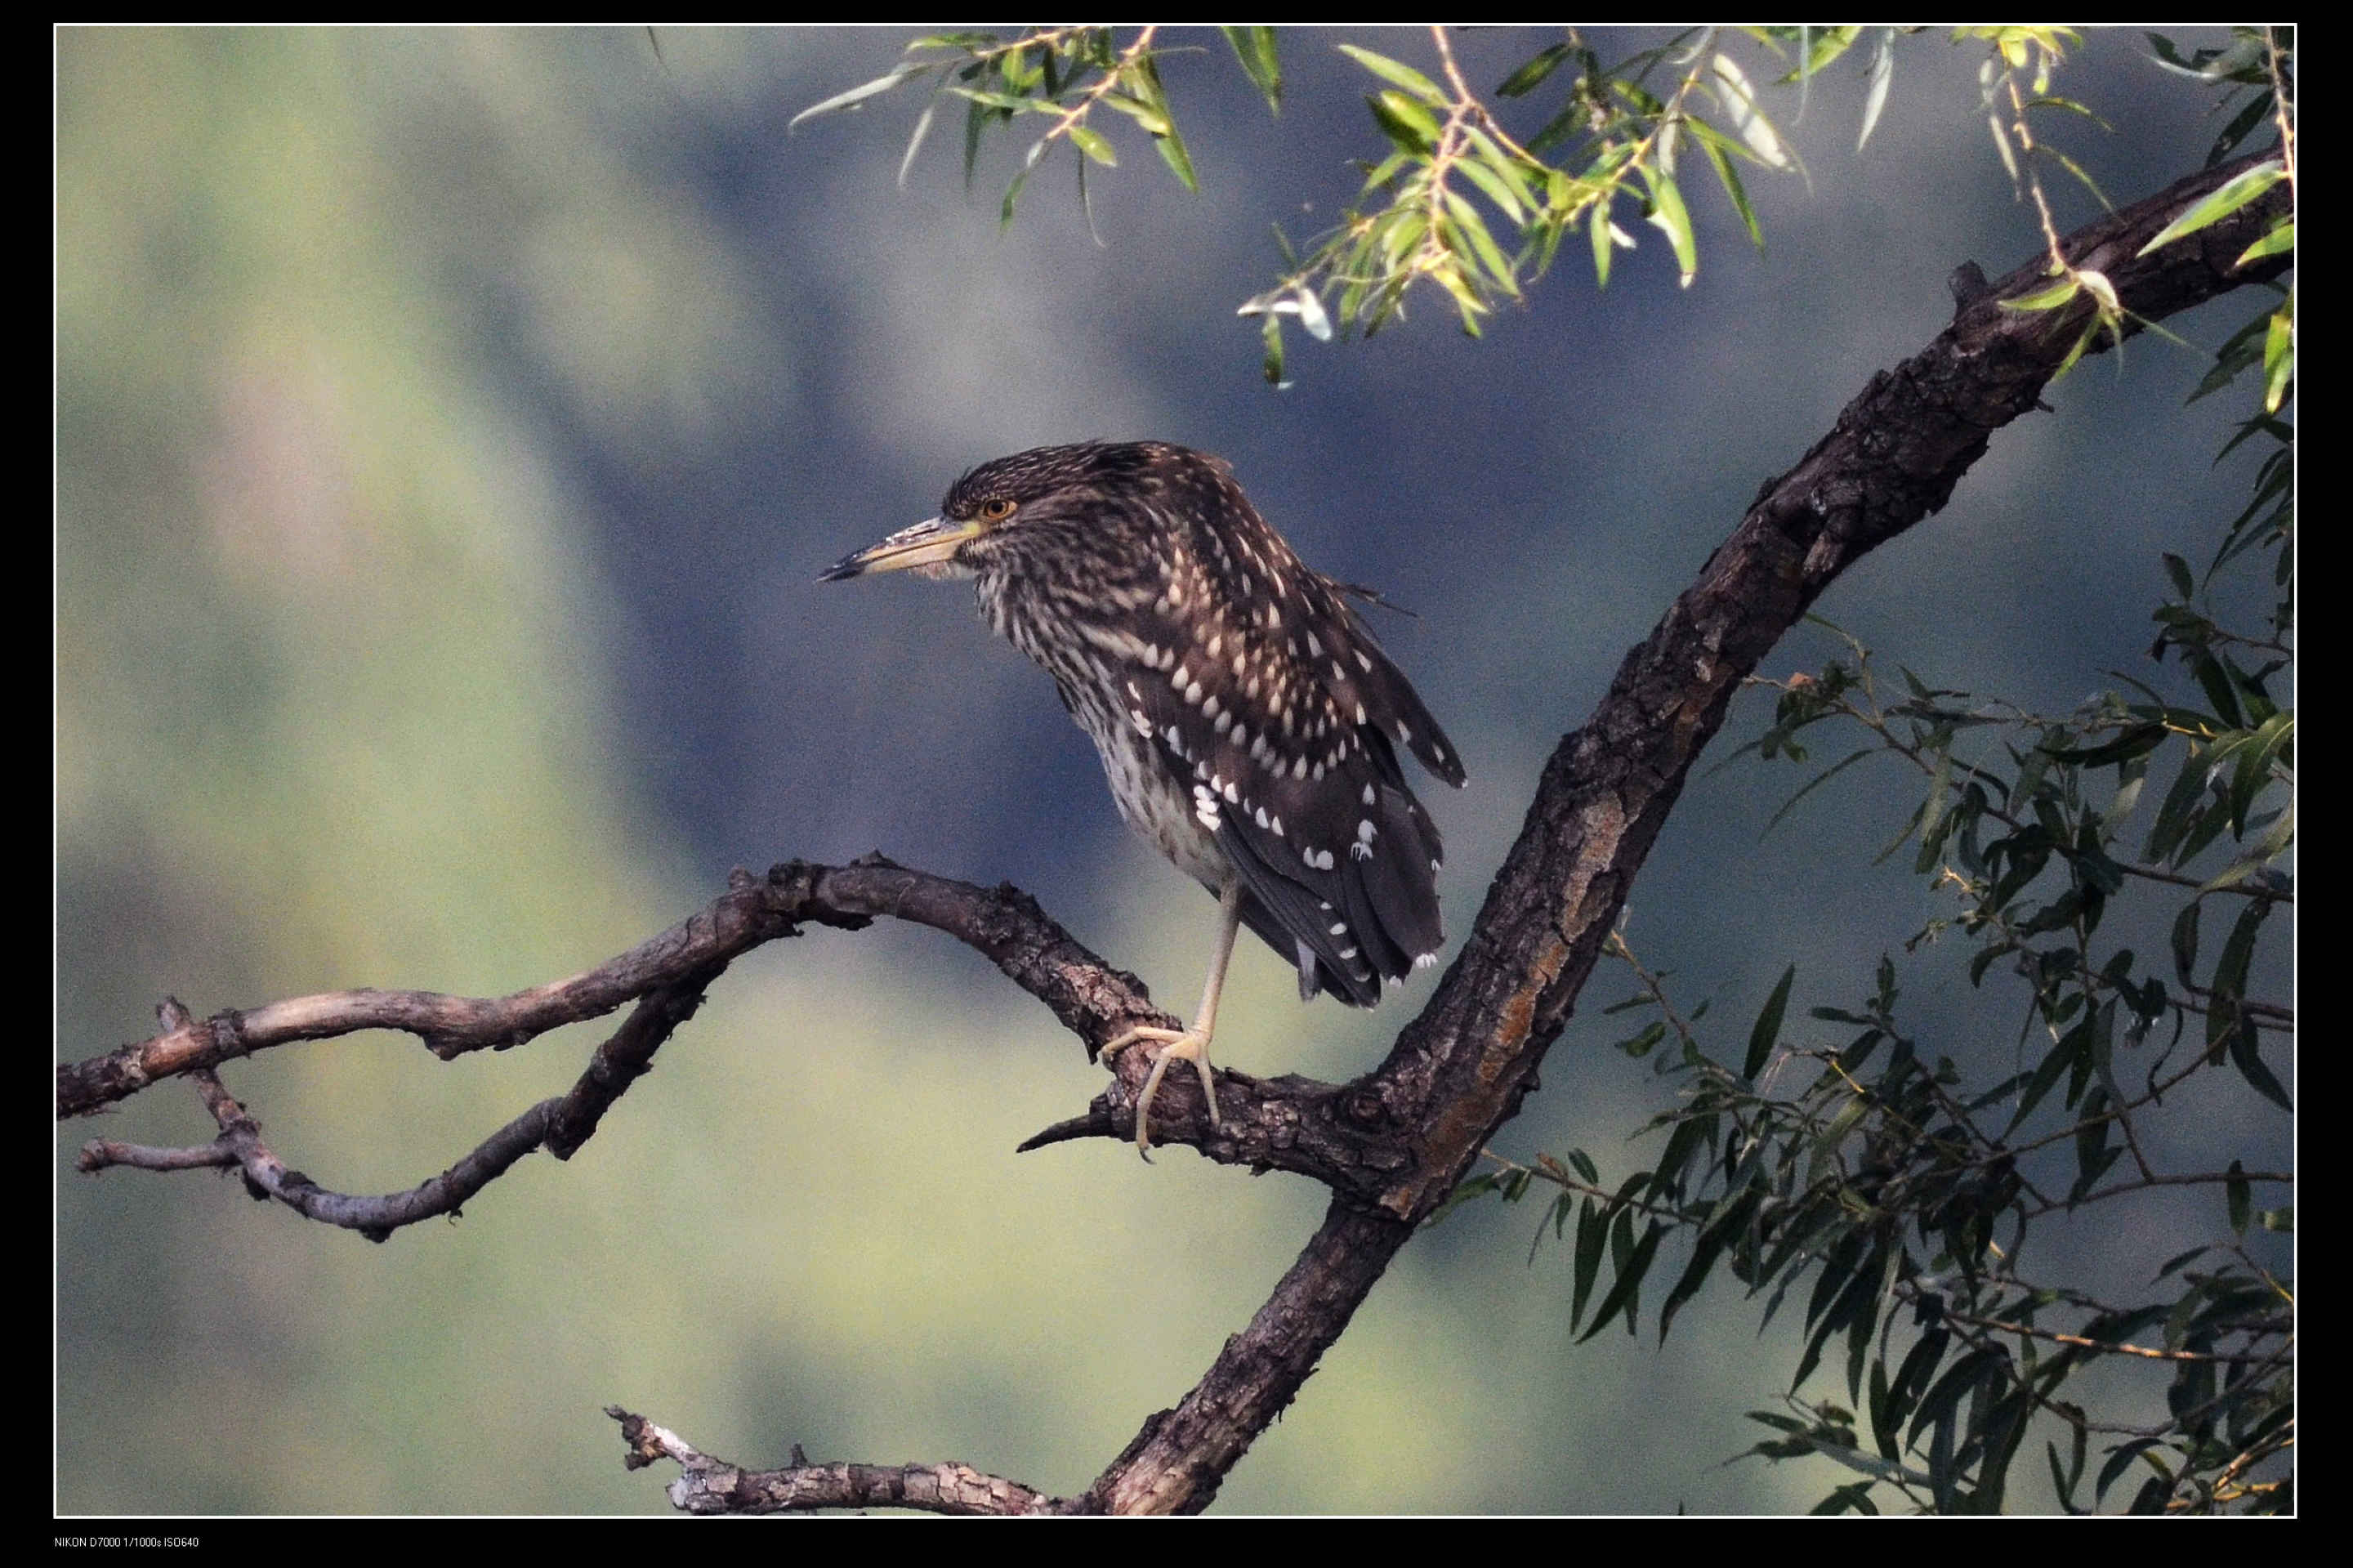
[1115, 600, 1453, 1006]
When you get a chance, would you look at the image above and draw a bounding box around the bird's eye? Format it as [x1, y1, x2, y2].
[978, 498, 1018, 522]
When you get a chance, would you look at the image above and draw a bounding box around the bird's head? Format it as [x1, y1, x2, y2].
[819, 443, 1186, 585]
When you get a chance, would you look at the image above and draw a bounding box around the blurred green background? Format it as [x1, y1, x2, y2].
[57, 27, 2284, 1513]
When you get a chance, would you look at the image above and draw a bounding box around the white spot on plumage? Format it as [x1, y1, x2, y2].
[1203, 695, 1220, 719]
[1255, 805, 1270, 829]
[1214, 709, 1232, 735]
[1271, 815, 1284, 837]
[1361, 783, 1376, 806]
[1396, 720, 1413, 744]
[1356, 650, 1373, 671]
[1328, 922, 1346, 936]
[1207, 633, 1222, 657]
[1355, 702, 1367, 725]
[1222, 779, 1239, 804]
[1292, 756, 1307, 780]
[1306, 631, 1322, 656]
[1338, 945, 1357, 960]
[1415, 952, 1438, 969]
[1185, 681, 1203, 705]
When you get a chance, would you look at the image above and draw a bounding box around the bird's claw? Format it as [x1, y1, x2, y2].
[1101, 1025, 1220, 1159]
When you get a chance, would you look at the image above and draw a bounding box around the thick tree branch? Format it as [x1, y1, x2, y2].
[63, 856, 1447, 1208]
[1063, 149, 2292, 1515]
[1370, 146, 2290, 1219]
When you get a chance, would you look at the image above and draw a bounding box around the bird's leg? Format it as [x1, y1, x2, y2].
[1100, 885, 1243, 1159]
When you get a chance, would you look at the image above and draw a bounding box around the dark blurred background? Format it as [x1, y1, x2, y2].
[58, 26, 2287, 1513]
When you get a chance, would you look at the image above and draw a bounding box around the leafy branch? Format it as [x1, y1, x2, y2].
[1240, 25, 1805, 380]
[2003, 27, 2296, 392]
[1460, 916, 2292, 1512]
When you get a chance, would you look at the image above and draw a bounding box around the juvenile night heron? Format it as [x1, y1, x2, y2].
[821, 441, 1465, 1156]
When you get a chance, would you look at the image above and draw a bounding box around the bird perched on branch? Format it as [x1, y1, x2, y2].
[822, 441, 1464, 1156]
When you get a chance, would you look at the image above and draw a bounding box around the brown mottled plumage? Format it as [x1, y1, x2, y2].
[822, 442, 1464, 1153]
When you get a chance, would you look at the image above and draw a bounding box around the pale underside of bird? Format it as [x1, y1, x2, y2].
[823, 440, 1465, 1156]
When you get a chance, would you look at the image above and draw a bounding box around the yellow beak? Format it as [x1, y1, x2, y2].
[818, 516, 986, 581]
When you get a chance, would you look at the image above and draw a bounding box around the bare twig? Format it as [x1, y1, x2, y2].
[1949, 1307, 2287, 1365]
[2022, 1164, 2292, 1221]
[608, 1407, 1060, 1517]
[1038, 26, 1157, 152]
[2266, 28, 2296, 187]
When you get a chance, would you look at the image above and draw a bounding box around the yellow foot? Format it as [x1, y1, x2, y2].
[1100, 1025, 1221, 1160]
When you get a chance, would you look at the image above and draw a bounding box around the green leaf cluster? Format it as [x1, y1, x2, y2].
[801, 27, 1837, 384]
[1245, 27, 1820, 380]
[789, 27, 1217, 228]
[801, 27, 2293, 395]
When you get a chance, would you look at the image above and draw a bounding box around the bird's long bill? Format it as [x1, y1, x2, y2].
[817, 516, 983, 582]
